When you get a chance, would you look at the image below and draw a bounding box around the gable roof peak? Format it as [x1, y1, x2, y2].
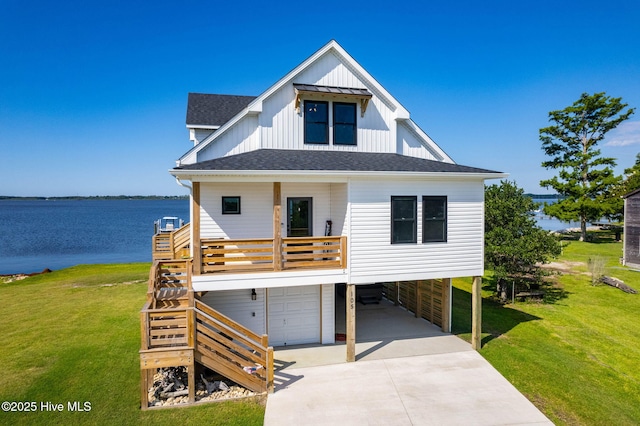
[178, 41, 425, 164]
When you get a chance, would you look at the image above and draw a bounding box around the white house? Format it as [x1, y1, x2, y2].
[168, 40, 505, 361]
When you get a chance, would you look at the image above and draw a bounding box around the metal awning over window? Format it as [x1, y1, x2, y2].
[294, 83, 372, 117]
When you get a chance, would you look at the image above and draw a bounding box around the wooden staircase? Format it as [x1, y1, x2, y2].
[139, 259, 273, 409]
[152, 222, 191, 261]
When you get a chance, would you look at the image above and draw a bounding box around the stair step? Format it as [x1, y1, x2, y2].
[156, 288, 188, 300]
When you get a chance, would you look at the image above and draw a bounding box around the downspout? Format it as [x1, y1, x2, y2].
[175, 177, 192, 191]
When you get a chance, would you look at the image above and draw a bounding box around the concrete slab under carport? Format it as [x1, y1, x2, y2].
[274, 298, 469, 369]
[264, 297, 551, 425]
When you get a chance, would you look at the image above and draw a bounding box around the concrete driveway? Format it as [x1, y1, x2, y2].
[264, 301, 551, 425]
[264, 343, 551, 425]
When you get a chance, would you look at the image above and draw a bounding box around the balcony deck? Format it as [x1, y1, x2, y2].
[198, 236, 346, 274]
[153, 232, 348, 288]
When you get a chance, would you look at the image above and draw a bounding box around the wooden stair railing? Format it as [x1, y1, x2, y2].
[147, 259, 193, 309]
[193, 300, 273, 395]
[140, 259, 273, 410]
[152, 222, 191, 260]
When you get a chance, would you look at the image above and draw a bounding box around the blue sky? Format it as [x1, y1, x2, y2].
[1, 0, 639, 196]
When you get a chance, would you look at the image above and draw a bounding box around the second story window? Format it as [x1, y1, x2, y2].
[333, 103, 357, 145]
[304, 100, 328, 144]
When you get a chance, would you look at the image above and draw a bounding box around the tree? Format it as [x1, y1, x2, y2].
[607, 153, 640, 221]
[485, 181, 561, 302]
[620, 153, 640, 196]
[539, 92, 634, 241]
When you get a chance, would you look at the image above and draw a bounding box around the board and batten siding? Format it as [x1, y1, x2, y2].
[200, 289, 266, 336]
[186, 51, 441, 165]
[190, 128, 215, 145]
[197, 115, 259, 162]
[397, 121, 443, 161]
[257, 51, 399, 154]
[348, 179, 485, 283]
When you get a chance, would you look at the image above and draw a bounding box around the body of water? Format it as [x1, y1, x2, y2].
[532, 198, 587, 231]
[0, 199, 189, 275]
[535, 214, 581, 231]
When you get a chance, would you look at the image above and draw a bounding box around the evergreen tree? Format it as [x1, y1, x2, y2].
[622, 153, 640, 195]
[485, 181, 561, 302]
[539, 92, 634, 241]
[607, 153, 640, 221]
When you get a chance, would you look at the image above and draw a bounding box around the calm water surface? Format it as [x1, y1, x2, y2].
[532, 198, 582, 231]
[0, 199, 189, 274]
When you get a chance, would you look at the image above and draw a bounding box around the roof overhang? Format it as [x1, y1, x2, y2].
[186, 124, 220, 130]
[294, 83, 373, 117]
[170, 168, 508, 183]
[623, 188, 640, 198]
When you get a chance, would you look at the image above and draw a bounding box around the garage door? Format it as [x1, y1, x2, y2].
[268, 285, 320, 346]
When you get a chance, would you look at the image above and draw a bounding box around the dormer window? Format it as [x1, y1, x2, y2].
[303, 100, 358, 145]
[304, 100, 328, 144]
[296, 83, 371, 146]
[333, 103, 357, 145]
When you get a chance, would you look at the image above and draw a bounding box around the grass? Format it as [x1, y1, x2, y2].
[2, 233, 639, 425]
[453, 232, 640, 425]
[0, 263, 264, 426]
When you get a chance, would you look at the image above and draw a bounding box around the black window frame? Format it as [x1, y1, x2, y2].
[391, 196, 417, 244]
[422, 196, 447, 243]
[222, 196, 241, 214]
[304, 100, 329, 144]
[333, 102, 357, 145]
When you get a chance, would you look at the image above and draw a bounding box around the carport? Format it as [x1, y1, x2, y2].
[273, 283, 468, 369]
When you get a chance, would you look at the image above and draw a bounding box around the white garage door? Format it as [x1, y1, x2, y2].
[268, 285, 320, 346]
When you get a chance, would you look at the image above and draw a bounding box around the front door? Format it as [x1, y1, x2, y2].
[287, 197, 312, 237]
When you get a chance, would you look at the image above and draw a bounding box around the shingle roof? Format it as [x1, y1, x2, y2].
[186, 93, 256, 127]
[174, 149, 502, 174]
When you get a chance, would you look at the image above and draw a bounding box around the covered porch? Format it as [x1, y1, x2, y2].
[154, 180, 348, 276]
[191, 180, 348, 276]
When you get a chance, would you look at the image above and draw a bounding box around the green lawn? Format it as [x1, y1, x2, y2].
[0, 264, 264, 426]
[2, 236, 639, 425]
[453, 234, 640, 425]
